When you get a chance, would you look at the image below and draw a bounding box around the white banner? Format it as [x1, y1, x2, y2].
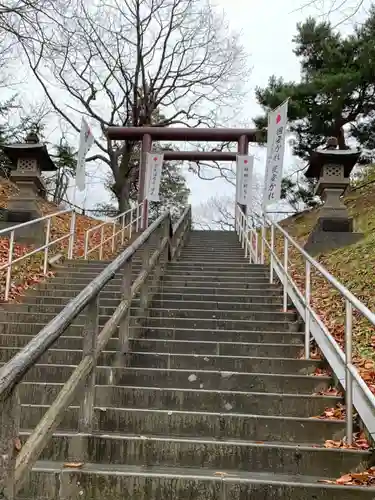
[236, 155, 254, 206]
[263, 100, 288, 207]
[76, 118, 94, 192]
[146, 153, 164, 202]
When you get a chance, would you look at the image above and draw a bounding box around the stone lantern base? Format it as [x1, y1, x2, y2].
[0, 180, 45, 245]
[304, 216, 363, 256]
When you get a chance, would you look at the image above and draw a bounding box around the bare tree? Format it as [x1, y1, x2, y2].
[194, 195, 236, 230]
[194, 171, 263, 229]
[7, 0, 249, 212]
[296, 0, 368, 25]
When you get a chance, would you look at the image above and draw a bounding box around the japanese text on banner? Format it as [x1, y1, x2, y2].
[146, 153, 164, 202]
[263, 100, 288, 208]
[236, 155, 254, 206]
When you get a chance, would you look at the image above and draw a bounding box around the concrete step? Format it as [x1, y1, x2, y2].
[105, 367, 328, 393]
[0, 345, 310, 373]
[140, 316, 300, 332]
[20, 405, 345, 443]
[17, 381, 342, 417]
[156, 285, 283, 296]
[5, 300, 291, 317]
[168, 262, 269, 270]
[164, 268, 270, 277]
[148, 307, 296, 322]
[19, 432, 369, 478]
[177, 256, 249, 263]
[0, 346, 115, 366]
[0, 322, 91, 337]
[22, 293, 285, 306]
[38, 273, 272, 287]
[18, 463, 375, 500]
[140, 327, 303, 344]
[161, 274, 271, 283]
[153, 294, 285, 305]
[42, 274, 145, 286]
[58, 266, 269, 278]
[150, 300, 286, 311]
[159, 279, 276, 289]
[0, 326, 303, 346]
[0, 311, 299, 331]
[28, 282, 124, 294]
[25, 285, 282, 298]
[125, 352, 319, 374]
[15, 365, 330, 394]
[0, 334, 120, 351]
[129, 337, 302, 357]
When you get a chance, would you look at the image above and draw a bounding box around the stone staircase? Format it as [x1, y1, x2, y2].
[1, 230, 373, 499]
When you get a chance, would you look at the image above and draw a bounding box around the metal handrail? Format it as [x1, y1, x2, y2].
[0, 209, 75, 301]
[235, 204, 375, 446]
[0, 205, 192, 496]
[83, 201, 144, 259]
[0, 210, 167, 399]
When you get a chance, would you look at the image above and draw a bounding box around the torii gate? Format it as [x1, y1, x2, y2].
[106, 126, 261, 228]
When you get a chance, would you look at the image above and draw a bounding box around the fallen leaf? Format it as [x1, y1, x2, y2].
[324, 440, 342, 448]
[63, 462, 84, 469]
[336, 474, 354, 485]
[351, 472, 370, 481]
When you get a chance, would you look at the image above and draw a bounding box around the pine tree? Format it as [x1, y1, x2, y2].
[254, 10, 375, 209]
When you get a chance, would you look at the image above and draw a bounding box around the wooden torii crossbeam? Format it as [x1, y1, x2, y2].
[106, 127, 261, 227]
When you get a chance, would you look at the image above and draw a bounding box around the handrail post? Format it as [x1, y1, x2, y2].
[261, 224, 265, 265]
[244, 223, 248, 259]
[345, 300, 354, 445]
[270, 224, 275, 284]
[112, 221, 116, 253]
[0, 388, 20, 500]
[68, 210, 76, 260]
[241, 213, 245, 248]
[78, 296, 99, 434]
[99, 226, 104, 260]
[118, 257, 132, 360]
[139, 239, 152, 317]
[255, 231, 259, 264]
[5, 231, 15, 302]
[305, 260, 311, 359]
[84, 231, 89, 260]
[136, 203, 140, 233]
[129, 209, 133, 240]
[283, 236, 288, 312]
[43, 219, 51, 275]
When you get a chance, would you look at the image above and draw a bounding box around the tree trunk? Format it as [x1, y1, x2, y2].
[117, 181, 131, 214]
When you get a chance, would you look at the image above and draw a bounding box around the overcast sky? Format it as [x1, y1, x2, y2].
[181, 0, 370, 209]
[10, 0, 370, 212]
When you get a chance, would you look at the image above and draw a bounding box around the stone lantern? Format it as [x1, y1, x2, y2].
[304, 137, 363, 255]
[0, 131, 56, 243]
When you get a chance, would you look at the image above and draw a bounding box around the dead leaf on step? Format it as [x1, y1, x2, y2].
[351, 472, 370, 481]
[63, 462, 84, 469]
[336, 474, 354, 485]
[214, 472, 228, 477]
[14, 437, 22, 452]
[324, 439, 342, 448]
[313, 386, 342, 397]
